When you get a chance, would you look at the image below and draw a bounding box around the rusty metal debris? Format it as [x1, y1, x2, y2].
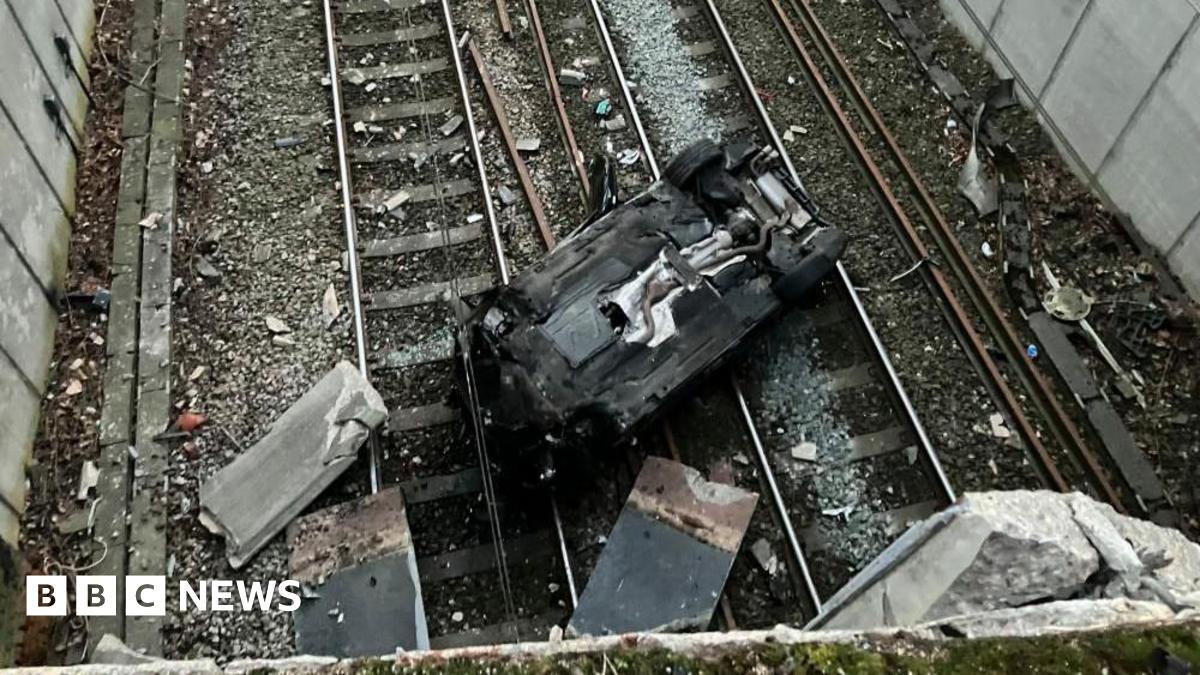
[198, 362, 387, 568]
[567, 457, 757, 636]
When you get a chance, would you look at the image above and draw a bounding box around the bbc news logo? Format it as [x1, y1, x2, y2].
[27, 576, 303, 616]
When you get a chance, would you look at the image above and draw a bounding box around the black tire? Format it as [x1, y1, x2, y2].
[664, 139, 724, 188]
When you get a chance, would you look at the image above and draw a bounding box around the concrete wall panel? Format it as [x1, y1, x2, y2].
[0, 16, 79, 214]
[1097, 24, 1200, 254]
[939, 0, 1004, 51]
[989, 0, 1088, 96]
[7, 0, 89, 137]
[1041, 0, 1195, 171]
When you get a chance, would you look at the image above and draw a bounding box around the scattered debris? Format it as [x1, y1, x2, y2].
[274, 136, 306, 149]
[981, 241, 994, 258]
[595, 98, 613, 118]
[57, 508, 91, 536]
[265, 316, 291, 334]
[515, 137, 541, 153]
[195, 256, 222, 279]
[600, 113, 627, 131]
[322, 284, 341, 327]
[252, 243, 271, 264]
[273, 335, 297, 348]
[496, 184, 518, 206]
[790, 441, 818, 462]
[77, 461, 99, 501]
[1043, 286, 1094, 322]
[439, 115, 463, 137]
[199, 362, 388, 568]
[466, 213, 484, 224]
[450, 611, 464, 623]
[138, 211, 163, 229]
[567, 457, 758, 636]
[988, 413, 1011, 439]
[750, 538, 779, 576]
[378, 190, 411, 215]
[65, 379, 83, 397]
[616, 148, 640, 166]
[958, 104, 998, 216]
[559, 68, 586, 86]
[176, 411, 208, 433]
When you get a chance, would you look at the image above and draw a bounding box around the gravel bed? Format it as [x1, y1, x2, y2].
[710, 0, 1042, 500]
[168, 0, 346, 660]
[459, 0, 589, 244]
[807, 0, 1200, 525]
[534, 0, 655, 193]
[597, 0, 724, 155]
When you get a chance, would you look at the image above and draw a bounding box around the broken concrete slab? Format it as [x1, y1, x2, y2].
[90, 634, 164, 666]
[567, 457, 757, 636]
[288, 487, 429, 655]
[811, 491, 1200, 632]
[919, 598, 1177, 639]
[199, 362, 386, 568]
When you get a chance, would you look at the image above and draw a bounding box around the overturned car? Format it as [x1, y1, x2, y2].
[460, 141, 846, 485]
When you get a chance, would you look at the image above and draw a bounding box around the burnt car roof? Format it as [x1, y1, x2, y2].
[460, 141, 846, 485]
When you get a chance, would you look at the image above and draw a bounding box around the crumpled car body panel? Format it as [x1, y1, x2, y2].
[460, 143, 845, 484]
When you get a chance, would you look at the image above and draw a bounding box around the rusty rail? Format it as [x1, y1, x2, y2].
[523, 0, 591, 202]
[467, 38, 556, 249]
[768, 0, 1124, 508]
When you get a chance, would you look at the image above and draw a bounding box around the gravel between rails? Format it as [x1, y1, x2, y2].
[709, 0, 1043, 495]
[598, 0, 724, 155]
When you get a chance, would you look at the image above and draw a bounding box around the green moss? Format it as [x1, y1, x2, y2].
[327, 623, 1200, 675]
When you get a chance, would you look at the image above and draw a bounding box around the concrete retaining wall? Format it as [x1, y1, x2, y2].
[0, 0, 93, 548]
[939, 0, 1200, 299]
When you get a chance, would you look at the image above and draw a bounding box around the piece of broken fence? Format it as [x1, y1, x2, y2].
[198, 361, 387, 568]
[567, 456, 758, 636]
[289, 486, 429, 655]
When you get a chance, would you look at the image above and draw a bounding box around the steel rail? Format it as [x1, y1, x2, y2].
[582, 0, 823, 614]
[442, 2, 510, 286]
[435, 0, 525, 635]
[700, 0, 955, 506]
[582, 0, 659, 177]
[322, 0, 380, 492]
[524, 0, 592, 201]
[776, 0, 1124, 508]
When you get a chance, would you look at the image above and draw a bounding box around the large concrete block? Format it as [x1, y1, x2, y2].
[989, 0, 1088, 96]
[1169, 221, 1200, 298]
[1042, 0, 1196, 170]
[1098, 25, 1200, 253]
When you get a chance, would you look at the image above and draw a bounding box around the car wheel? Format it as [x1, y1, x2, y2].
[664, 139, 724, 188]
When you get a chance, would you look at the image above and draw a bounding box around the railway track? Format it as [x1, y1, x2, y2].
[571, 0, 957, 624]
[313, 0, 1069, 645]
[321, 0, 574, 647]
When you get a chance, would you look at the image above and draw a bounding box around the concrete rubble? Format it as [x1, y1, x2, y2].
[567, 457, 758, 636]
[813, 491, 1200, 631]
[198, 362, 387, 568]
